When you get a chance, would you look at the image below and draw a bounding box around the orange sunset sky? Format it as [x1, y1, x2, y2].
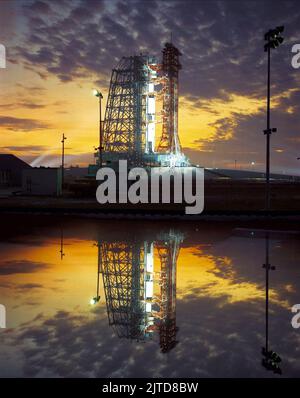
[0, 0, 300, 174]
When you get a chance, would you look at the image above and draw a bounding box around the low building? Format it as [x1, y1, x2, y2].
[65, 166, 88, 182]
[22, 167, 62, 196]
[0, 154, 31, 187]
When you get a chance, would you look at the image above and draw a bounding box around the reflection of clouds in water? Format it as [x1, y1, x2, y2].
[2, 296, 300, 378]
[0, 260, 50, 275]
[1, 219, 300, 377]
[15, 283, 44, 291]
[187, 236, 299, 308]
[178, 249, 281, 307]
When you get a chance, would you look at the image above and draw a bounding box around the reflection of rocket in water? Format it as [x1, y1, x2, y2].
[156, 234, 180, 353]
[97, 230, 183, 353]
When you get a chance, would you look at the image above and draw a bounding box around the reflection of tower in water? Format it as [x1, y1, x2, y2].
[98, 230, 183, 353]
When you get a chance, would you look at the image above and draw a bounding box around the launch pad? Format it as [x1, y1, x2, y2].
[96, 42, 189, 169]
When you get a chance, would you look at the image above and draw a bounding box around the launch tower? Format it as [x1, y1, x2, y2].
[100, 43, 189, 168]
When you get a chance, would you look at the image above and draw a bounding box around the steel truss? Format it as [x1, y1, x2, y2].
[99, 231, 183, 352]
[100, 241, 145, 339]
[102, 56, 150, 165]
[101, 43, 185, 167]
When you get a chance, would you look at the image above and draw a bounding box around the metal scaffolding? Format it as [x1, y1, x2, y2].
[102, 55, 157, 166]
[98, 231, 183, 352]
[99, 43, 189, 168]
[100, 241, 145, 339]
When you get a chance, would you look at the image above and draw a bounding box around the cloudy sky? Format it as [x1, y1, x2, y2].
[0, 0, 300, 173]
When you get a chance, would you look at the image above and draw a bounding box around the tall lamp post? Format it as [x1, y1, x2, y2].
[61, 133, 67, 192]
[263, 26, 284, 211]
[93, 89, 104, 168]
[261, 232, 282, 374]
[90, 243, 101, 306]
[59, 227, 65, 260]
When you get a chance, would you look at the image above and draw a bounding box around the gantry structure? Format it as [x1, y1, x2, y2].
[98, 230, 183, 352]
[100, 43, 189, 168]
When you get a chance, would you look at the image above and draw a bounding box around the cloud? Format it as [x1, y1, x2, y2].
[16, 283, 44, 291]
[1, 225, 300, 377]
[0, 0, 18, 41]
[0, 145, 48, 152]
[0, 115, 51, 132]
[25, 0, 53, 15]
[0, 102, 46, 110]
[11, 0, 300, 97]
[3, 0, 300, 172]
[15, 84, 46, 94]
[185, 88, 300, 173]
[2, 295, 300, 377]
[0, 260, 50, 275]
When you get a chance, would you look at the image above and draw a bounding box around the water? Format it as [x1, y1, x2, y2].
[1, 215, 300, 378]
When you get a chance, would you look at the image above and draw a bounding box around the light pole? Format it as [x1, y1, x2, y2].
[261, 232, 282, 374]
[93, 146, 98, 164]
[90, 242, 101, 306]
[263, 26, 284, 211]
[93, 89, 104, 168]
[61, 133, 67, 192]
[59, 227, 65, 260]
